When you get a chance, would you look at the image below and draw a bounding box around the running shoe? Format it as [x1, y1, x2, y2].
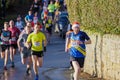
[26, 68, 31, 75]
[35, 75, 39, 80]
[4, 66, 7, 70]
[11, 62, 15, 68]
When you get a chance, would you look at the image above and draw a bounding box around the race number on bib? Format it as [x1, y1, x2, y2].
[3, 37, 9, 41]
[71, 42, 79, 47]
[34, 42, 40, 46]
[11, 37, 16, 41]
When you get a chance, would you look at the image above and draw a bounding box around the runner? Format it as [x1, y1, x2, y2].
[31, 0, 40, 13]
[48, 1, 55, 20]
[15, 15, 24, 31]
[0, 22, 11, 70]
[26, 24, 47, 80]
[8, 20, 20, 68]
[65, 22, 91, 80]
[45, 17, 52, 43]
[25, 10, 33, 23]
[17, 26, 32, 75]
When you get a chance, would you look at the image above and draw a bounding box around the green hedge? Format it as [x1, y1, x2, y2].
[66, 0, 120, 34]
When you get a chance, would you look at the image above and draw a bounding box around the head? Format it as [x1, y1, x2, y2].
[9, 20, 14, 27]
[72, 22, 80, 34]
[50, 1, 53, 4]
[28, 10, 32, 16]
[26, 22, 32, 27]
[4, 22, 9, 30]
[56, 0, 59, 2]
[34, 24, 40, 33]
[44, 1, 46, 6]
[17, 15, 21, 22]
[34, 0, 38, 3]
[34, 12, 38, 16]
[25, 26, 31, 34]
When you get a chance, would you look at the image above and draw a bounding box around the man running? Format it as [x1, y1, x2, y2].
[65, 22, 91, 80]
[0, 22, 11, 70]
[17, 26, 32, 75]
[8, 20, 20, 68]
[26, 24, 47, 80]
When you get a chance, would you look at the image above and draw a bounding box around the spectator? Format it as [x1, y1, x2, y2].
[15, 15, 24, 31]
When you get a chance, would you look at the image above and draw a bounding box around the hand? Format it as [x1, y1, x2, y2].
[76, 41, 84, 45]
[65, 48, 69, 53]
[18, 47, 22, 52]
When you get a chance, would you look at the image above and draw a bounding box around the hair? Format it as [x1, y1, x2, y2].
[25, 25, 31, 29]
[4, 22, 8, 25]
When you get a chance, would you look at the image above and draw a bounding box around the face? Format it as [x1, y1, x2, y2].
[28, 11, 32, 15]
[34, 0, 38, 3]
[34, 24, 40, 32]
[25, 26, 31, 34]
[50, 1, 53, 4]
[4, 23, 9, 30]
[9, 20, 14, 27]
[34, 12, 38, 16]
[73, 26, 80, 33]
[26, 22, 32, 27]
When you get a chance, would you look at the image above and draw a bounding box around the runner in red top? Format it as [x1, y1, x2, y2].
[8, 20, 20, 68]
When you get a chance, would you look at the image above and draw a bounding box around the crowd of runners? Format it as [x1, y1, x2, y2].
[0, 0, 65, 80]
[0, 0, 92, 80]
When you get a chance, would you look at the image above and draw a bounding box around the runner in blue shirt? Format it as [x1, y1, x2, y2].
[25, 10, 34, 23]
[65, 22, 91, 80]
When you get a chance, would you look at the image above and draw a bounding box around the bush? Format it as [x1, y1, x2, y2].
[66, 0, 120, 34]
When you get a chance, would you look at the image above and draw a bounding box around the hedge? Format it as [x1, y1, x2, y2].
[66, 0, 120, 34]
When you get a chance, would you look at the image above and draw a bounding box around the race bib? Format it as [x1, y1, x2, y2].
[71, 42, 79, 47]
[11, 37, 16, 41]
[34, 42, 40, 46]
[3, 37, 9, 41]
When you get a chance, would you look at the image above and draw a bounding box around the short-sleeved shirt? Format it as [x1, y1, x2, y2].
[27, 31, 46, 51]
[25, 15, 33, 22]
[0, 29, 11, 45]
[18, 32, 30, 53]
[48, 4, 55, 12]
[68, 31, 90, 58]
[8, 27, 20, 44]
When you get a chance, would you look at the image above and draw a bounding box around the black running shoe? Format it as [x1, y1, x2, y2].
[26, 68, 31, 75]
[11, 62, 15, 68]
[4, 66, 8, 70]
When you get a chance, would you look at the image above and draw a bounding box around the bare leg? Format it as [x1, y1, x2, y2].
[9, 47, 14, 62]
[37, 57, 43, 67]
[4, 49, 8, 67]
[1, 52, 5, 59]
[32, 55, 38, 75]
[72, 61, 81, 80]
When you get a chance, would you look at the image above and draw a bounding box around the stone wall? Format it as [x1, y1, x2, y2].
[84, 34, 120, 80]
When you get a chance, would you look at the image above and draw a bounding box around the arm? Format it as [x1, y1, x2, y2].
[84, 39, 91, 44]
[17, 34, 22, 52]
[43, 34, 47, 52]
[26, 34, 31, 49]
[25, 16, 28, 23]
[65, 37, 70, 52]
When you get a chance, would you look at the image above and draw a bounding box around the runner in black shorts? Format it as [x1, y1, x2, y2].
[0, 22, 11, 70]
[31, 51, 44, 57]
[70, 56, 85, 68]
[17, 26, 32, 75]
[26, 24, 47, 80]
[65, 22, 91, 80]
[8, 20, 20, 68]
